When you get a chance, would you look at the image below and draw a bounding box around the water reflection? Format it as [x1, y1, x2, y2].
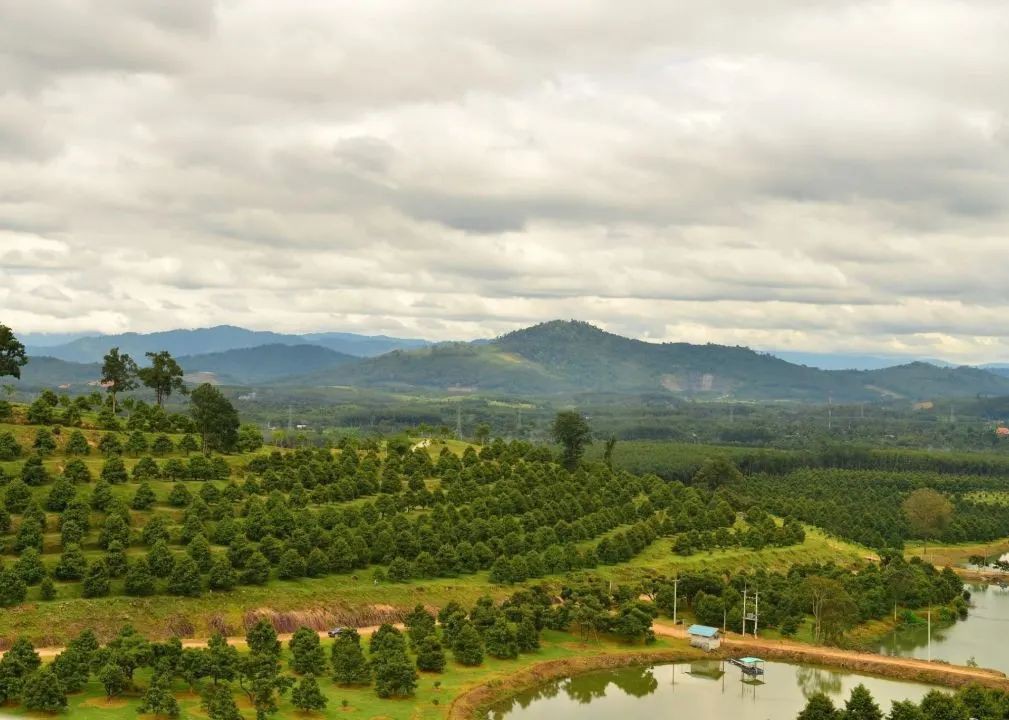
[795, 665, 844, 698]
[488, 661, 937, 720]
[878, 583, 1009, 671]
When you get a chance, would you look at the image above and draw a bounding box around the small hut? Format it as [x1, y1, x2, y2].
[686, 624, 721, 651]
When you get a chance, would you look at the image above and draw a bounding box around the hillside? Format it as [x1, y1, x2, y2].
[294, 320, 1009, 401]
[14, 320, 1009, 402]
[178, 343, 358, 385]
[24, 325, 427, 362]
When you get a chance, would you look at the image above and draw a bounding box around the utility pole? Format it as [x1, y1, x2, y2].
[753, 588, 759, 637]
[741, 586, 748, 636]
[672, 575, 679, 625]
[456, 405, 462, 440]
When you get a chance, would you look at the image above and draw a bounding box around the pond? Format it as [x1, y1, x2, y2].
[486, 661, 938, 720]
[877, 582, 1009, 671]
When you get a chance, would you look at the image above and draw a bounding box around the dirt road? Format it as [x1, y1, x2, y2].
[653, 622, 1009, 689]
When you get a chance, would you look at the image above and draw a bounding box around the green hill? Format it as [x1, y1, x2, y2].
[295, 320, 1009, 401]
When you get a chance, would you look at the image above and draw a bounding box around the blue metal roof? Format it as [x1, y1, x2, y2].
[687, 624, 720, 638]
[737, 657, 764, 664]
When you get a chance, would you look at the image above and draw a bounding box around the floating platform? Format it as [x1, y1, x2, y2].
[729, 657, 766, 677]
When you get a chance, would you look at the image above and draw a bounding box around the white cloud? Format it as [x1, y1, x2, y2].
[3, 0, 1009, 361]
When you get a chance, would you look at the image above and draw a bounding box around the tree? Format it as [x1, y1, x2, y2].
[289, 627, 327, 676]
[0, 325, 27, 379]
[138, 351, 186, 407]
[692, 457, 743, 490]
[125, 557, 157, 596]
[236, 424, 264, 452]
[484, 616, 519, 659]
[101, 347, 138, 415]
[278, 548, 306, 579]
[291, 675, 328, 712]
[208, 556, 238, 591]
[168, 555, 203, 597]
[126, 430, 149, 455]
[54, 544, 88, 581]
[203, 634, 239, 686]
[843, 683, 883, 720]
[903, 488, 954, 554]
[0, 568, 27, 606]
[65, 429, 90, 455]
[373, 652, 417, 698]
[331, 629, 371, 686]
[131, 482, 157, 510]
[202, 683, 243, 720]
[187, 533, 213, 572]
[551, 411, 592, 469]
[101, 456, 129, 484]
[152, 434, 174, 455]
[0, 636, 41, 702]
[138, 671, 180, 718]
[404, 604, 436, 649]
[887, 700, 925, 720]
[82, 559, 111, 597]
[32, 427, 56, 456]
[148, 540, 176, 578]
[452, 622, 484, 666]
[0, 431, 21, 460]
[797, 692, 840, 720]
[247, 620, 281, 659]
[14, 548, 46, 585]
[415, 636, 446, 672]
[919, 690, 969, 720]
[190, 383, 240, 453]
[98, 663, 128, 698]
[22, 665, 67, 712]
[179, 433, 199, 455]
[96, 625, 152, 682]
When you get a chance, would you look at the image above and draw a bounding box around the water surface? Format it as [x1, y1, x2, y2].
[487, 661, 938, 720]
[877, 583, 1009, 671]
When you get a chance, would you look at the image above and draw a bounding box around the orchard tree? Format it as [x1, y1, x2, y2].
[138, 351, 186, 407]
[190, 383, 240, 454]
[291, 675, 328, 712]
[288, 627, 327, 676]
[551, 411, 591, 469]
[903, 488, 954, 555]
[101, 347, 138, 415]
[331, 629, 371, 686]
[0, 325, 27, 379]
[201, 683, 242, 720]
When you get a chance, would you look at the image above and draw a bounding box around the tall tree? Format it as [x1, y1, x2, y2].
[138, 351, 186, 407]
[0, 325, 27, 380]
[101, 348, 138, 415]
[551, 411, 592, 470]
[902, 488, 954, 555]
[190, 383, 240, 454]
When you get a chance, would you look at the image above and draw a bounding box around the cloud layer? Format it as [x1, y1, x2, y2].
[3, 1, 1009, 361]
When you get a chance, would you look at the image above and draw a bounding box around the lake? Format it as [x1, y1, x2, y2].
[877, 582, 1009, 671]
[486, 661, 938, 720]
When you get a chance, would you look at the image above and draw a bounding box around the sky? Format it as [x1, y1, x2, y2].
[3, 1, 1009, 362]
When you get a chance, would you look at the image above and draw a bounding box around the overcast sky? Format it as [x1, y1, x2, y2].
[3, 1, 1009, 360]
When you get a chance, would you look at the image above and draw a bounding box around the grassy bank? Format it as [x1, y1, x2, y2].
[0, 632, 703, 720]
[0, 526, 871, 645]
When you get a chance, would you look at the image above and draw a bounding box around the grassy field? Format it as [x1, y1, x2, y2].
[0, 524, 873, 644]
[0, 631, 704, 720]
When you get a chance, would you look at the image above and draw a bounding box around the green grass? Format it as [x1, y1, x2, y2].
[0, 525, 873, 644]
[0, 631, 700, 720]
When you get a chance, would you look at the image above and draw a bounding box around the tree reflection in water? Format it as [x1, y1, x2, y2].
[563, 667, 659, 704]
[795, 666, 843, 698]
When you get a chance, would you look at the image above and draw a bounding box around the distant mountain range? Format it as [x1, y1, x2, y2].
[24, 325, 428, 363]
[14, 320, 1009, 402]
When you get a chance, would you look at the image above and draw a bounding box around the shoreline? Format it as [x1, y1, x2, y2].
[450, 627, 1009, 720]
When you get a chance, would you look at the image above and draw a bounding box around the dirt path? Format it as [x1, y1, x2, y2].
[653, 622, 1009, 689]
[20, 623, 404, 660]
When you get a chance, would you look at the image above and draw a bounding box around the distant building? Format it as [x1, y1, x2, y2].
[687, 624, 721, 651]
[997, 426, 1009, 438]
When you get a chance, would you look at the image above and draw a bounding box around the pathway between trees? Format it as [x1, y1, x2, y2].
[7, 621, 1006, 692]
